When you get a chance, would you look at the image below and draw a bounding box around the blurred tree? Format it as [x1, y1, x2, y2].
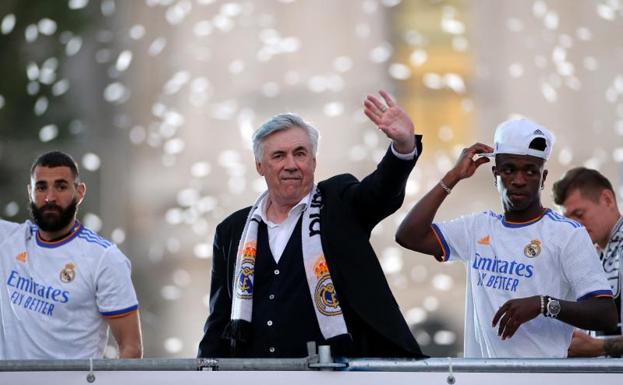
[0, 1, 94, 218]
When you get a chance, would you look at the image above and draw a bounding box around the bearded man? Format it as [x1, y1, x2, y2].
[0, 151, 142, 359]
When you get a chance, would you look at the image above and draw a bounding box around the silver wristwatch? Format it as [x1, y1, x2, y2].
[545, 296, 561, 318]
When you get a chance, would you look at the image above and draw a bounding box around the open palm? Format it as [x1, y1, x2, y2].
[363, 90, 415, 152]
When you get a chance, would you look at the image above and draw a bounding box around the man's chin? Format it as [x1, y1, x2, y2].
[30, 200, 78, 233]
[277, 190, 307, 203]
[503, 200, 530, 213]
[37, 222, 63, 232]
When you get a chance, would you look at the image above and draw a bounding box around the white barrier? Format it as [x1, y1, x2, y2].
[2, 369, 623, 385]
[1, 357, 623, 385]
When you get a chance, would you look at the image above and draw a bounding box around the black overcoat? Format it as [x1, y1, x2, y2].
[198, 136, 425, 358]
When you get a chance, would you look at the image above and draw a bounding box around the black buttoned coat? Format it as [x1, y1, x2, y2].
[198, 136, 425, 358]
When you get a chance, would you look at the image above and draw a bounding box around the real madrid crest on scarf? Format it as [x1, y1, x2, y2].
[237, 241, 256, 299]
[301, 188, 348, 337]
[230, 187, 348, 340]
[60, 262, 76, 283]
[524, 239, 541, 258]
[312, 256, 342, 316]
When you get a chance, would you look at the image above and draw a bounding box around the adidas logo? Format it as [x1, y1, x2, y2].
[533, 129, 544, 135]
[16, 251, 27, 263]
[477, 235, 491, 245]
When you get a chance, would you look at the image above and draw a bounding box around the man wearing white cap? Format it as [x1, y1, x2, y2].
[396, 117, 617, 358]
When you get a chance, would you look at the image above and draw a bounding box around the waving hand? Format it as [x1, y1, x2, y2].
[364, 90, 415, 154]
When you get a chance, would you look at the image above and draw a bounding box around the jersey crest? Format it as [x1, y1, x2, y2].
[60, 262, 77, 283]
[524, 239, 541, 258]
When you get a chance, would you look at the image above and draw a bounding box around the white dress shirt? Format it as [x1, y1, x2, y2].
[258, 193, 310, 263]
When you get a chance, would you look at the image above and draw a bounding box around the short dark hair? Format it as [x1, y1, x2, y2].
[30, 151, 80, 181]
[552, 167, 615, 205]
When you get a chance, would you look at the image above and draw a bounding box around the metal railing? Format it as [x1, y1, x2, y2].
[1, 342, 623, 373]
[2, 357, 623, 372]
[3, 345, 623, 385]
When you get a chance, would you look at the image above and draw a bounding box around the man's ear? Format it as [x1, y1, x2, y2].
[255, 161, 263, 176]
[27, 183, 33, 203]
[77, 182, 87, 205]
[601, 188, 616, 208]
[541, 169, 548, 188]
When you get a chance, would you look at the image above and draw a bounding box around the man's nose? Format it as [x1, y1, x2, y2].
[284, 154, 297, 169]
[511, 172, 527, 186]
[44, 190, 57, 203]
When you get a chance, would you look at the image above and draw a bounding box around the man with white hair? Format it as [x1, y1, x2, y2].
[396, 118, 617, 357]
[198, 91, 426, 358]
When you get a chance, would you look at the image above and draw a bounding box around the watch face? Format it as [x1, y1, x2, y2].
[548, 299, 561, 316]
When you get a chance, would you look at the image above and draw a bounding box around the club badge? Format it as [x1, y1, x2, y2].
[313, 256, 342, 317]
[60, 262, 76, 283]
[237, 241, 256, 299]
[524, 239, 542, 258]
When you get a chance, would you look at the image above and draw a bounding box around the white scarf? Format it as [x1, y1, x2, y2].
[230, 187, 348, 340]
[600, 216, 623, 332]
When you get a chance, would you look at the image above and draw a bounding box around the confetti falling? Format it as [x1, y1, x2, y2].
[0, 0, 622, 358]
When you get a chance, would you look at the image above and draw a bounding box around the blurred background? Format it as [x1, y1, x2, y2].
[0, 0, 622, 358]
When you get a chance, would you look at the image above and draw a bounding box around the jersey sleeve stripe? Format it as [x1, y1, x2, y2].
[77, 234, 112, 248]
[431, 224, 450, 262]
[545, 211, 581, 228]
[577, 289, 614, 301]
[101, 304, 139, 318]
[80, 228, 114, 246]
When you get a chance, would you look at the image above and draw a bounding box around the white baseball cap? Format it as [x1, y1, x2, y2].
[483, 118, 555, 160]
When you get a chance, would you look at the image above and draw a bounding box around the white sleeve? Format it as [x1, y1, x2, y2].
[432, 212, 480, 262]
[0, 219, 22, 245]
[560, 227, 613, 301]
[390, 142, 418, 160]
[95, 245, 139, 317]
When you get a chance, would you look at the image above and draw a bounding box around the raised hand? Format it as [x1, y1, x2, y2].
[492, 296, 541, 340]
[363, 90, 415, 154]
[449, 143, 494, 182]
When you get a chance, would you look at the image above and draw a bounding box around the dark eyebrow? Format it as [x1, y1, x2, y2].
[34, 179, 72, 186]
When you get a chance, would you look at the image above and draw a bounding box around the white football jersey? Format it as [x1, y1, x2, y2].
[0, 219, 138, 359]
[432, 209, 612, 358]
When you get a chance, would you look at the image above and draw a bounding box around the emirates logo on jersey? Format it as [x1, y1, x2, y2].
[60, 262, 77, 283]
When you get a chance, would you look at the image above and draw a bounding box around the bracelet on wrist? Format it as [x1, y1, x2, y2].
[439, 180, 452, 194]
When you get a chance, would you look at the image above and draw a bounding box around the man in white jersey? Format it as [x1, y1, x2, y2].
[0, 151, 142, 359]
[396, 118, 617, 357]
[553, 167, 623, 357]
